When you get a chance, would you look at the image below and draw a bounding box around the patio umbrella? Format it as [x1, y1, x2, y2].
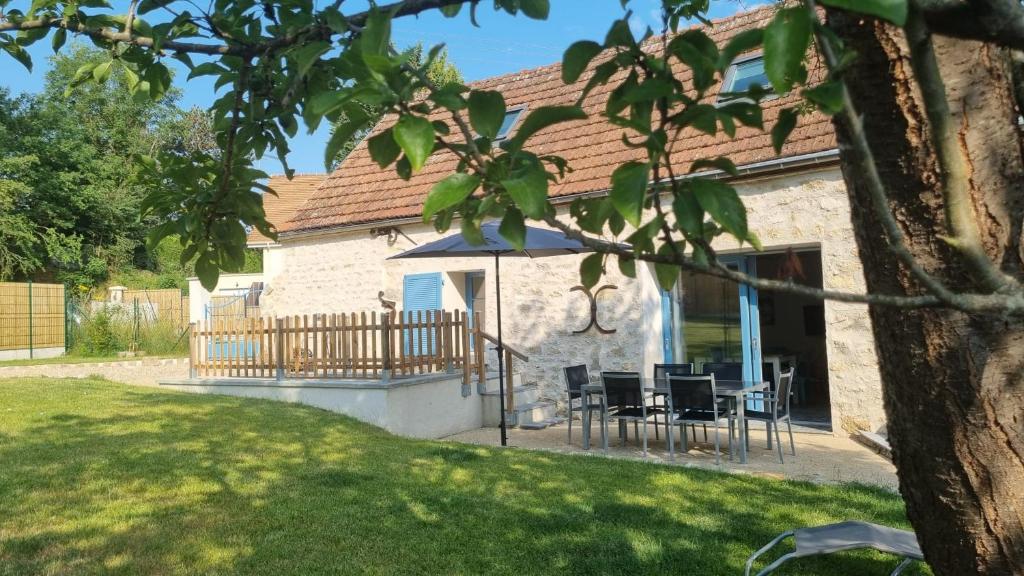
[389, 221, 593, 446]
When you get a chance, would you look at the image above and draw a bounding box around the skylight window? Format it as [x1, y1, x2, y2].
[495, 107, 525, 141]
[717, 55, 772, 103]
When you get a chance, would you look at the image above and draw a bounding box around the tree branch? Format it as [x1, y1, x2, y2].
[0, 0, 475, 57]
[541, 213, 1024, 313]
[917, 0, 1024, 51]
[905, 3, 1019, 292]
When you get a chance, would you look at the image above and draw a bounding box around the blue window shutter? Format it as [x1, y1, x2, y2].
[661, 289, 674, 363]
[403, 273, 443, 355]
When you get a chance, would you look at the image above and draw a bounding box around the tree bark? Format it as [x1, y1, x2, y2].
[827, 10, 1024, 575]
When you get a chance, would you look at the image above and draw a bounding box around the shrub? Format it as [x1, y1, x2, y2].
[72, 306, 127, 356]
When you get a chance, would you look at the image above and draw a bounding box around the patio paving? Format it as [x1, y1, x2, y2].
[443, 420, 899, 490]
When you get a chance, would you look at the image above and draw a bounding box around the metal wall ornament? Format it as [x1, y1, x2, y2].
[570, 284, 618, 334]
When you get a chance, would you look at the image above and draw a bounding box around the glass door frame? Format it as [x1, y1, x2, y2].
[665, 255, 763, 385]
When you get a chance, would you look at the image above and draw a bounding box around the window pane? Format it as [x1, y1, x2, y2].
[726, 58, 770, 94]
[496, 109, 522, 139]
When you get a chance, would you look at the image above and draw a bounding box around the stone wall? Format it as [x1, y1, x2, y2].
[0, 357, 189, 387]
[264, 165, 886, 433]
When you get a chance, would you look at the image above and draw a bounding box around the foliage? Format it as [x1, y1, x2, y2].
[0, 45, 206, 288]
[328, 43, 463, 169]
[73, 305, 127, 356]
[70, 303, 188, 356]
[0, 377, 918, 575]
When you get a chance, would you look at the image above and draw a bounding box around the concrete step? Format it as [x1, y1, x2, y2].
[481, 384, 542, 427]
[480, 370, 524, 393]
[519, 416, 566, 430]
[480, 383, 540, 404]
[514, 400, 557, 428]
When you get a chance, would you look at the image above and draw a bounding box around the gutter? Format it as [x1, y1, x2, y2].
[278, 148, 841, 243]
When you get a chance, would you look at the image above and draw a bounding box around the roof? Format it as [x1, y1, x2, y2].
[283, 5, 836, 234]
[248, 174, 326, 245]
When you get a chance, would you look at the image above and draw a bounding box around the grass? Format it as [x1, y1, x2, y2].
[0, 378, 926, 576]
[0, 354, 180, 367]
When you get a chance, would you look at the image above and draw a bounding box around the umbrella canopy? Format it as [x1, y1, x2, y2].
[387, 221, 590, 260]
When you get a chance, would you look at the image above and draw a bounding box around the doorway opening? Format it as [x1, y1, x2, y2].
[754, 250, 832, 430]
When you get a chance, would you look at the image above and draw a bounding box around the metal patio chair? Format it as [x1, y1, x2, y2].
[600, 371, 659, 456]
[655, 360, 696, 436]
[744, 521, 924, 576]
[743, 368, 796, 463]
[665, 374, 734, 465]
[562, 364, 604, 447]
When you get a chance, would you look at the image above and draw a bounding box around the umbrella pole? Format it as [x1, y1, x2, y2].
[495, 252, 508, 447]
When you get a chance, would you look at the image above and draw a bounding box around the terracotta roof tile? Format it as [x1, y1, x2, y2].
[284, 5, 836, 233]
[248, 174, 326, 244]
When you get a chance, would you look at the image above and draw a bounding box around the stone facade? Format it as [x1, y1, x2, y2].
[263, 165, 886, 433]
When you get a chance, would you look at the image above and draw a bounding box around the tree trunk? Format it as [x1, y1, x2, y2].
[826, 11, 1024, 575]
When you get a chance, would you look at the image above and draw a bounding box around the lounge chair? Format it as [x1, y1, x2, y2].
[744, 520, 923, 576]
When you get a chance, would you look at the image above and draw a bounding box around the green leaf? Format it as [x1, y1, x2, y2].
[51, 27, 67, 53]
[672, 189, 704, 237]
[461, 217, 484, 245]
[423, 173, 480, 222]
[610, 161, 649, 227]
[803, 80, 844, 115]
[439, 3, 461, 17]
[324, 105, 372, 169]
[562, 40, 603, 84]
[771, 108, 798, 153]
[617, 254, 636, 278]
[367, 129, 401, 168]
[92, 60, 112, 82]
[654, 261, 679, 292]
[1, 42, 32, 71]
[718, 28, 763, 70]
[187, 62, 225, 80]
[818, 0, 907, 26]
[690, 179, 748, 241]
[195, 254, 219, 291]
[501, 165, 549, 219]
[519, 0, 549, 19]
[468, 90, 505, 139]
[505, 105, 586, 150]
[392, 115, 435, 172]
[763, 6, 811, 93]
[580, 252, 603, 289]
[498, 208, 526, 250]
[291, 40, 329, 78]
[360, 9, 391, 58]
[690, 157, 738, 176]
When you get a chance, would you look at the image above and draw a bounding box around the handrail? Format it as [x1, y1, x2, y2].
[477, 330, 529, 361]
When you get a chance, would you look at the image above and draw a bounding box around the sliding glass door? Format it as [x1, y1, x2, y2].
[671, 256, 762, 384]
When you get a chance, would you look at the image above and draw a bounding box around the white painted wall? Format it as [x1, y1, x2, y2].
[187, 272, 265, 324]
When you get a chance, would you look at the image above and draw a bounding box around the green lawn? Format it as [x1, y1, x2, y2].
[0, 354, 179, 368]
[0, 378, 924, 575]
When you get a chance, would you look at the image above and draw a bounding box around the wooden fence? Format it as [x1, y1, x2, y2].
[207, 294, 260, 322]
[122, 289, 189, 328]
[0, 282, 66, 352]
[190, 309, 488, 385]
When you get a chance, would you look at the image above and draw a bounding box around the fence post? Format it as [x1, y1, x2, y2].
[27, 280, 33, 359]
[380, 314, 392, 383]
[275, 317, 284, 382]
[188, 322, 197, 378]
[64, 287, 70, 353]
[443, 311, 454, 375]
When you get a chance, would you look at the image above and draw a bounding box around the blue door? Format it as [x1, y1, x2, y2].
[403, 273, 442, 355]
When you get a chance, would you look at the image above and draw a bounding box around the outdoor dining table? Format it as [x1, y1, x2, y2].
[580, 378, 769, 464]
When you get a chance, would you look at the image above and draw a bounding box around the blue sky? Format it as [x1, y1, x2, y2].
[0, 0, 762, 175]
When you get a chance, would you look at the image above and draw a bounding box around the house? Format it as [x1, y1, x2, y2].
[187, 173, 324, 324]
[253, 6, 884, 435]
